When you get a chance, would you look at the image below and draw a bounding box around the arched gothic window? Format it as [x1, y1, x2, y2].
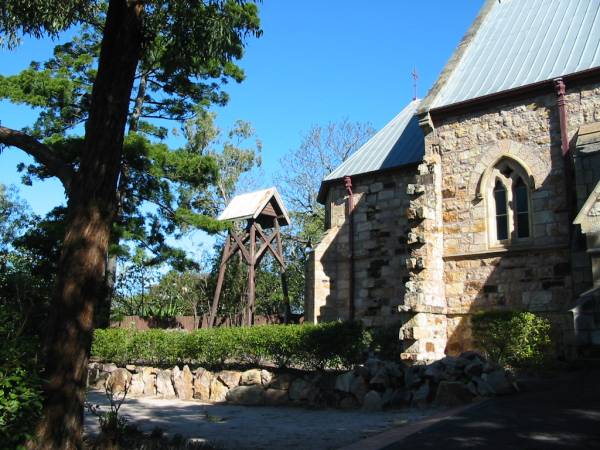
[487, 159, 532, 245]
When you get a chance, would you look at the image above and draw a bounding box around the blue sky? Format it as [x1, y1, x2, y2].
[0, 1, 483, 257]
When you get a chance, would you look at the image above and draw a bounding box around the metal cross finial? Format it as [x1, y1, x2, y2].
[412, 67, 419, 100]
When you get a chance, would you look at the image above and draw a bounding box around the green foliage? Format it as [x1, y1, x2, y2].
[0, 1, 98, 48]
[112, 265, 210, 322]
[0, 302, 43, 449]
[0, 367, 43, 449]
[92, 322, 367, 370]
[472, 311, 552, 367]
[0, 1, 263, 287]
[366, 324, 402, 361]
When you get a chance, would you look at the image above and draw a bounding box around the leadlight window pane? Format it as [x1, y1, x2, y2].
[514, 178, 530, 238]
[494, 180, 508, 240]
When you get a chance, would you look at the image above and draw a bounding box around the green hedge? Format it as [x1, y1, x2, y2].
[92, 322, 367, 370]
[472, 311, 552, 367]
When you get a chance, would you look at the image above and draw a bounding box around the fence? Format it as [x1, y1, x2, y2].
[110, 314, 283, 331]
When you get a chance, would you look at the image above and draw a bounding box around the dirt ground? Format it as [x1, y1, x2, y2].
[85, 390, 438, 449]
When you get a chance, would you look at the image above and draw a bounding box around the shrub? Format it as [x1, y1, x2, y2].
[92, 322, 367, 370]
[471, 311, 552, 367]
[366, 324, 402, 361]
[0, 306, 43, 449]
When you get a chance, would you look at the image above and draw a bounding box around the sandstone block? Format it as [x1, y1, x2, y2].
[172, 365, 194, 400]
[209, 378, 229, 402]
[339, 395, 359, 409]
[226, 385, 265, 406]
[362, 390, 383, 411]
[106, 368, 131, 394]
[142, 367, 157, 396]
[102, 363, 118, 373]
[289, 378, 315, 402]
[350, 376, 368, 403]
[334, 371, 354, 393]
[156, 370, 176, 399]
[269, 373, 294, 390]
[434, 381, 474, 407]
[217, 370, 241, 389]
[264, 388, 289, 406]
[240, 369, 262, 386]
[483, 370, 515, 395]
[260, 369, 273, 386]
[128, 373, 145, 396]
[193, 368, 213, 401]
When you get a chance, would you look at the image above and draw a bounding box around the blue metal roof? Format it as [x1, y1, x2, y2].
[323, 99, 424, 182]
[431, 0, 600, 109]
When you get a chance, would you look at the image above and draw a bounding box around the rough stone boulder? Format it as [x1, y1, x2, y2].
[217, 370, 241, 389]
[193, 368, 213, 401]
[434, 381, 474, 407]
[269, 373, 294, 390]
[289, 378, 318, 402]
[334, 371, 355, 393]
[260, 369, 273, 386]
[156, 369, 176, 399]
[87, 366, 101, 387]
[93, 372, 109, 390]
[350, 375, 369, 403]
[226, 385, 265, 406]
[106, 368, 131, 394]
[129, 373, 145, 396]
[483, 370, 516, 395]
[362, 390, 383, 411]
[411, 380, 430, 406]
[264, 388, 289, 406]
[102, 363, 118, 373]
[240, 369, 262, 386]
[172, 365, 194, 400]
[142, 367, 157, 396]
[209, 377, 229, 402]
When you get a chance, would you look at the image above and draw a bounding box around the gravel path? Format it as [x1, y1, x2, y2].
[85, 390, 438, 449]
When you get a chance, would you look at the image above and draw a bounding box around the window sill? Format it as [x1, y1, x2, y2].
[443, 242, 569, 260]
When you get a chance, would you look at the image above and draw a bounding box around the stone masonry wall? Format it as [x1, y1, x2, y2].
[306, 170, 416, 327]
[429, 80, 600, 356]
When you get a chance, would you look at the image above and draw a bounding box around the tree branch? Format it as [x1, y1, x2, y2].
[0, 126, 74, 190]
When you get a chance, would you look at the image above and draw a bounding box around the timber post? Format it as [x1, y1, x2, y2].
[208, 187, 292, 327]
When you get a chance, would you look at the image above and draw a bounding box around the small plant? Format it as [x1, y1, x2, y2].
[85, 380, 130, 442]
[472, 311, 552, 367]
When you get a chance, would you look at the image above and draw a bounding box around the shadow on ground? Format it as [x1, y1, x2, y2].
[85, 390, 436, 450]
[382, 369, 600, 450]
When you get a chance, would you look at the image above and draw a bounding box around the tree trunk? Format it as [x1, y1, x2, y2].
[96, 70, 148, 327]
[29, 1, 144, 449]
[96, 251, 117, 328]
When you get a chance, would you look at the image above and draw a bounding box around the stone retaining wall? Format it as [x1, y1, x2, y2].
[89, 352, 517, 411]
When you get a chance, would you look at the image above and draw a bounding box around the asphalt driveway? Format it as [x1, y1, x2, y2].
[382, 369, 600, 450]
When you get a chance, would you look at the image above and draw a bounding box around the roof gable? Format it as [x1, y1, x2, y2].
[574, 180, 600, 234]
[218, 187, 291, 227]
[424, 0, 600, 111]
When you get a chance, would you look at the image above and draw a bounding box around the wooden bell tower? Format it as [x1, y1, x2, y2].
[208, 187, 291, 327]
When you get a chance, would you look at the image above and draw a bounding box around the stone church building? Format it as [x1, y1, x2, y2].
[305, 0, 600, 362]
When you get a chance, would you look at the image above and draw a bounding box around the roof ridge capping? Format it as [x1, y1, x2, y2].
[417, 0, 498, 117]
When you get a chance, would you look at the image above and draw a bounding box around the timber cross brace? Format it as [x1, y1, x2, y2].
[208, 187, 292, 327]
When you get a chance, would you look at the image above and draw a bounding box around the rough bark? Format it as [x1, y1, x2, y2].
[29, 1, 144, 449]
[96, 70, 148, 327]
